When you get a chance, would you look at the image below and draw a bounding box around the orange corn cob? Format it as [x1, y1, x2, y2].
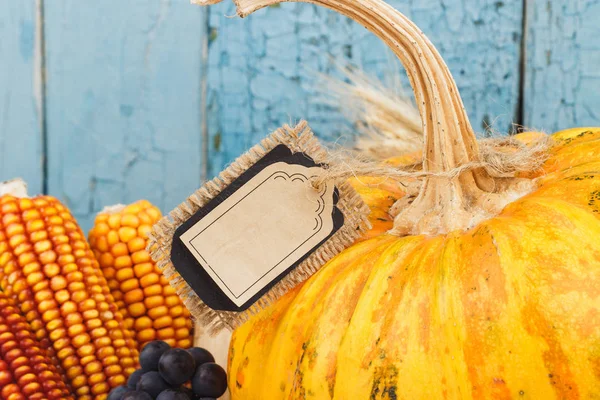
[88, 200, 192, 350]
[0, 291, 74, 400]
[0, 195, 139, 400]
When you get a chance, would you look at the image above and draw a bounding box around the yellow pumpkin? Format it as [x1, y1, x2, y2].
[348, 171, 411, 241]
[228, 127, 600, 399]
[192, 0, 600, 398]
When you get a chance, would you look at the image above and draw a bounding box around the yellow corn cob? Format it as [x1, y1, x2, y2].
[0, 290, 75, 400]
[0, 194, 139, 400]
[88, 200, 192, 349]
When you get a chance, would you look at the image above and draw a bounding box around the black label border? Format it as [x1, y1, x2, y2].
[171, 144, 344, 312]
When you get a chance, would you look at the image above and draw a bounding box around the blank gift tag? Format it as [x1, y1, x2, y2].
[148, 122, 370, 333]
[179, 159, 339, 307]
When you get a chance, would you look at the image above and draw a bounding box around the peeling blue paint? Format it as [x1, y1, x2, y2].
[2, 0, 600, 233]
[207, 0, 525, 176]
[0, 2, 43, 194]
[526, 0, 600, 130]
[44, 1, 206, 230]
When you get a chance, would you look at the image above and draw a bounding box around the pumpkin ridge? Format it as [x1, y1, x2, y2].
[334, 237, 445, 399]
[516, 192, 600, 224]
[454, 227, 512, 398]
[537, 162, 600, 184]
[229, 237, 395, 399]
[489, 201, 600, 396]
[480, 223, 573, 398]
[291, 237, 400, 399]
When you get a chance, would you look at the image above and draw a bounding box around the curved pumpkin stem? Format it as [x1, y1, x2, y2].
[196, 0, 535, 235]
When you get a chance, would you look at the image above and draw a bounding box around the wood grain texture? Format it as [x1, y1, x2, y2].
[206, 0, 524, 177]
[525, 0, 600, 132]
[44, 0, 207, 231]
[0, 1, 43, 193]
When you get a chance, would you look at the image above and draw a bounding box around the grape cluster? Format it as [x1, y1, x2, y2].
[108, 340, 227, 400]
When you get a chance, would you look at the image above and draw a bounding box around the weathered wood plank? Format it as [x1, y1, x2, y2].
[206, 0, 524, 177]
[525, 0, 600, 131]
[0, 1, 44, 193]
[44, 0, 207, 231]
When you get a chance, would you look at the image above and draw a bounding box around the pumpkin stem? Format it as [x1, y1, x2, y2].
[196, 0, 536, 235]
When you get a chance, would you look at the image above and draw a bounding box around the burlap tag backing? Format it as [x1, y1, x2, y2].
[147, 121, 371, 334]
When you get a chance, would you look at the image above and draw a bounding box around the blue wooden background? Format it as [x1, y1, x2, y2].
[1, 0, 599, 231]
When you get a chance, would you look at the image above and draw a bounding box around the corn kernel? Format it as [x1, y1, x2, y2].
[120, 214, 140, 228]
[127, 237, 146, 253]
[137, 225, 151, 238]
[163, 285, 176, 296]
[131, 250, 150, 264]
[115, 268, 134, 282]
[94, 336, 112, 349]
[106, 231, 119, 247]
[94, 222, 110, 235]
[66, 323, 85, 337]
[98, 253, 114, 268]
[22, 261, 40, 275]
[134, 262, 153, 278]
[70, 374, 87, 388]
[90, 327, 107, 339]
[164, 295, 181, 307]
[76, 344, 95, 358]
[145, 207, 160, 221]
[153, 316, 173, 330]
[71, 290, 87, 303]
[170, 305, 184, 318]
[120, 278, 139, 292]
[93, 237, 108, 254]
[43, 262, 60, 278]
[114, 255, 132, 269]
[137, 211, 152, 225]
[172, 318, 188, 329]
[144, 295, 164, 309]
[140, 273, 159, 288]
[65, 271, 83, 282]
[124, 289, 144, 304]
[175, 327, 190, 340]
[104, 364, 122, 376]
[33, 240, 52, 254]
[107, 214, 121, 229]
[90, 381, 109, 394]
[147, 306, 168, 319]
[137, 328, 157, 343]
[133, 316, 152, 331]
[39, 250, 57, 264]
[49, 328, 67, 341]
[127, 303, 146, 317]
[108, 375, 126, 388]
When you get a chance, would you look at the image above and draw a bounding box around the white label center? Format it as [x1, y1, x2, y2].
[179, 162, 335, 307]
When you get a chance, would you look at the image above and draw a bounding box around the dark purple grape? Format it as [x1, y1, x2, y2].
[191, 363, 228, 398]
[140, 340, 171, 371]
[187, 347, 215, 368]
[158, 348, 196, 385]
[107, 385, 129, 400]
[122, 391, 153, 400]
[127, 369, 144, 389]
[156, 389, 192, 400]
[136, 370, 172, 398]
